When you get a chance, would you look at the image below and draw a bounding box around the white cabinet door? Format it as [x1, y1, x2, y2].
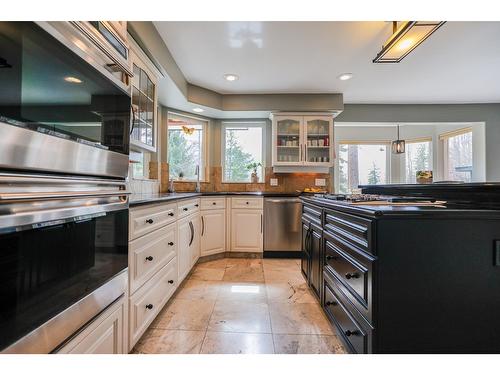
[58, 297, 127, 354]
[272, 115, 304, 166]
[201, 209, 226, 256]
[230, 209, 263, 252]
[303, 115, 334, 167]
[177, 215, 193, 281]
[190, 214, 201, 267]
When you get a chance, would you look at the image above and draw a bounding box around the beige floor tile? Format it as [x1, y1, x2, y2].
[263, 266, 304, 282]
[217, 281, 267, 302]
[151, 298, 215, 330]
[273, 334, 346, 354]
[189, 267, 225, 281]
[269, 302, 334, 335]
[133, 329, 205, 354]
[208, 300, 271, 333]
[196, 258, 228, 269]
[200, 332, 274, 354]
[175, 279, 220, 300]
[223, 259, 264, 282]
[262, 259, 299, 268]
[266, 280, 317, 304]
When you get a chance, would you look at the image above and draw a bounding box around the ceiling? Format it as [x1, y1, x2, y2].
[153, 21, 500, 104]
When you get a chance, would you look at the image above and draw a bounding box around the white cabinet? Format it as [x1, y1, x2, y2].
[201, 209, 226, 256]
[271, 113, 334, 169]
[58, 297, 127, 354]
[178, 212, 201, 281]
[230, 209, 263, 253]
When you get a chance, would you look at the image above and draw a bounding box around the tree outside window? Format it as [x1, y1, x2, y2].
[405, 140, 432, 183]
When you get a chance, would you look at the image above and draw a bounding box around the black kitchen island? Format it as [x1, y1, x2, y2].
[300, 187, 500, 354]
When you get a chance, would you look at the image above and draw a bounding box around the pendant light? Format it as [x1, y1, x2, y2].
[392, 125, 406, 154]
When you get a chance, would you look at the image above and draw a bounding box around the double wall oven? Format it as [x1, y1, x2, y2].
[0, 22, 132, 353]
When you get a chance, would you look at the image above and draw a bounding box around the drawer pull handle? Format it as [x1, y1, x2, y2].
[326, 255, 338, 261]
[183, 208, 188, 211]
[145, 256, 154, 261]
[325, 301, 338, 307]
[345, 273, 360, 280]
[168, 241, 174, 246]
[345, 330, 359, 337]
[146, 219, 154, 224]
[145, 304, 154, 310]
[168, 212, 174, 217]
[168, 280, 174, 284]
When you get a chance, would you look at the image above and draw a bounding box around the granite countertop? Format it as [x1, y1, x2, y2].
[129, 191, 301, 206]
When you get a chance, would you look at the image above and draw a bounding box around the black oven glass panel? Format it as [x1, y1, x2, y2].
[0, 22, 130, 154]
[0, 209, 128, 351]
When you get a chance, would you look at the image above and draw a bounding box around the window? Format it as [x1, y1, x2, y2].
[405, 139, 432, 183]
[338, 142, 390, 194]
[167, 113, 207, 181]
[222, 122, 265, 183]
[441, 128, 473, 182]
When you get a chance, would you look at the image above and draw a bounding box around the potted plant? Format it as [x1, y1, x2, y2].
[246, 162, 262, 183]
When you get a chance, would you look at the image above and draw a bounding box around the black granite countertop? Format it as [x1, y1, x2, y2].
[129, 191, 301, 207]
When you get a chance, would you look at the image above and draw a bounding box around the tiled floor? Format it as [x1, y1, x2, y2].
[133, 258, 346, 354]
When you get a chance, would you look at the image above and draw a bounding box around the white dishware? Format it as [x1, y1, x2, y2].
[318, 139, 325, 147]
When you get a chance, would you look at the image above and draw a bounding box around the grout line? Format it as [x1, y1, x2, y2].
[199, 290, 219, 354]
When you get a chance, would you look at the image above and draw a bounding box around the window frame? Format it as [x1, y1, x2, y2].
[221, 121, 267, 184]
[335, 140, 392, 194]
[167, 111, 209, 182]
[403, 137, 433, 184]
[439, 127, 473, 182]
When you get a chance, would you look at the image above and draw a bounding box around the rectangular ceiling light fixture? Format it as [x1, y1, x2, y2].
[373, 21, 446, 63]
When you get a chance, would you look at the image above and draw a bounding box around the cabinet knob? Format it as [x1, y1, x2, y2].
[195, 204, 199, 207]
[345, 330, 359, 337]
[168, 280, 174, 284]
[212, 202, 217, 205]
[145, 256, 153, 261]
[168, 241, 174, 246]
[145, 304, 154, 310]
[145, 219, 154, 224]
[168, 212, 174, 217]
[183, 207, 188, 211]
[326, 255, 337, 261]
[345, 273, 360, 280]
[246, 201, 249, 204]
[325, 301, 338, 307]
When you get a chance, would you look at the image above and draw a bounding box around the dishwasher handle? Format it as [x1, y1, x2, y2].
[266, 198, 302, 204]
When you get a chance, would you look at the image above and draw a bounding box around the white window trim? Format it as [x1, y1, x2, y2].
[335, 140, 392, 193]
[221, 121, 266, 184]
[167, 111, 209, 182]
[440, 127, 473, 182]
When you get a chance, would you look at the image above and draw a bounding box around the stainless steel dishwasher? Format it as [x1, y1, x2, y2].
[264, 197, 302, 257]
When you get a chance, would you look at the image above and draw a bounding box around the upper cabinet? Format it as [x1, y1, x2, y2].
[130, 39, 161, 152]
[272, 113, 334, 171]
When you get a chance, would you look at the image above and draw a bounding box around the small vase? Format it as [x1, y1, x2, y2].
[251, 172, 259, 183]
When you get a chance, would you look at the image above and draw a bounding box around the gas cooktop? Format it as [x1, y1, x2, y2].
[313, 193, 437, 204]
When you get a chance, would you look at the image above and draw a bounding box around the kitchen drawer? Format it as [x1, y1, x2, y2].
[302, 203, 322, 226]
[201, 197, 226, 210]
[129, 258, 178, 349]
[323, 282, 370, 354]
[129, 202, 176, 240]
[231, 197, 263, 210]
[324, 236, 374, 313]
[324, 209, 373, 254]
[178, 198, 200, 219]
[129, 222, 177, 294]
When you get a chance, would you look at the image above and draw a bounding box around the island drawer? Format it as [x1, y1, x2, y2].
[129, 202, 177, 240]
[302, 203, 322, 225]
[323, 280, 371, 354]
[324, 209, 373, 254]
[201, 197, 226, 210]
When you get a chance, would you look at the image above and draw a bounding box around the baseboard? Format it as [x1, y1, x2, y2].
[263, 251, 301, 259]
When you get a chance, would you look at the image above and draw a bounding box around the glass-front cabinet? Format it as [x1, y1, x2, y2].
[272, 114, 334, 168]
[130, 42, 159, 152]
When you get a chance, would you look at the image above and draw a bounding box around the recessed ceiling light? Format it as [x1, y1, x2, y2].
[192, 108, 204, 113]
[337, 73, 353, 81]
[223, 73, 239, 82]
[64, 76, 83, 84]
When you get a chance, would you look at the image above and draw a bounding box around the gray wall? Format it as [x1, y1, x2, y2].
[337, 104, 500, 181]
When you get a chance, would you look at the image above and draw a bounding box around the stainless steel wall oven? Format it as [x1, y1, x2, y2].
[0, 21, 132, 353]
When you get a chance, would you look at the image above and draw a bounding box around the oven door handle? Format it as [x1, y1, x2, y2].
[0, 190, 130, 202]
